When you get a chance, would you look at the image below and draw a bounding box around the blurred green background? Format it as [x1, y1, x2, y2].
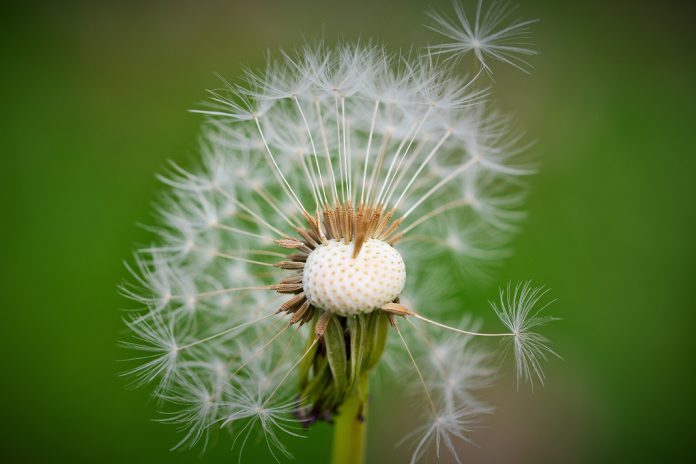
[2, 0, 694, 462]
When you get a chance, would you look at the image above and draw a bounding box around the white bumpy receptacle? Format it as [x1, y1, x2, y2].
[303, 239, 406, 316]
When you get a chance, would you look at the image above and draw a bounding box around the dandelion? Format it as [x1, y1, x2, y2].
[121, 2, 557, 463]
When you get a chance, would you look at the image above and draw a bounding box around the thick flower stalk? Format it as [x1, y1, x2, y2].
[121, 2, 557, 462]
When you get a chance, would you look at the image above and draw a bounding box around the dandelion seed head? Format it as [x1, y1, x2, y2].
[120, 1, 556, 462]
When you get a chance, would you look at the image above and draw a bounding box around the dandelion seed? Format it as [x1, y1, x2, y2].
[121, 1, 556, 462]
[428, 0, 540, 73]
[403, 402, 487, 464]
[157, 371, 221, 451]
[491, 281, 560, 388]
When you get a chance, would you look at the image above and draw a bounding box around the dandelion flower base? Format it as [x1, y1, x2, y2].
[304, 239, 405, 316]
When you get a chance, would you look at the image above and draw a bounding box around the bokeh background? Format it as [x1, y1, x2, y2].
[2, 0, 694, 462]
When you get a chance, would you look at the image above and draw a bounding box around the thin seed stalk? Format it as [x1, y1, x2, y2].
[331, 372, 370, 464]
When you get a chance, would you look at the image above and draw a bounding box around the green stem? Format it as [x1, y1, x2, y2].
[330, 373, 369, 464]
